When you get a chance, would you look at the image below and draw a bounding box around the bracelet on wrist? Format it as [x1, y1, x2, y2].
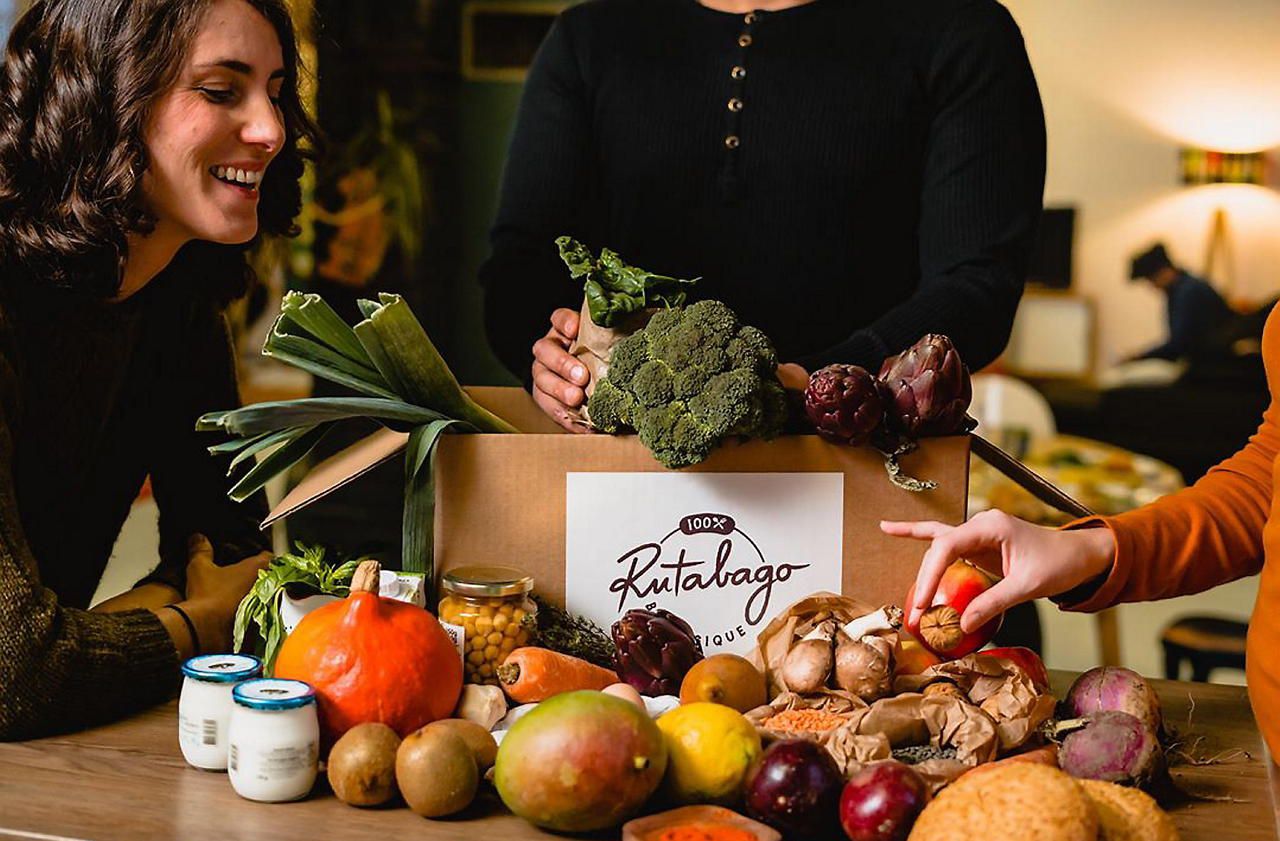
[164, 604, 201, 654]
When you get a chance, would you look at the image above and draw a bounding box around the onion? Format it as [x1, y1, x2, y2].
[1063, 667, 1164, 737]
[1058, 710, 1164, 788]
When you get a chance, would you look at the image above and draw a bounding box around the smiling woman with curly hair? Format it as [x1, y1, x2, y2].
[0, 0, 319, 740]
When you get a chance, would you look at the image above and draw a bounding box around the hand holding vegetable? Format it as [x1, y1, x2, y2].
[905, 559, 1002, 658]
[531, 307, 592, 433]
[881, 510, 1117, 634]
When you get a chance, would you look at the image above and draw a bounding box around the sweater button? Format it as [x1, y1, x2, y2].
[738, 34, 753, 47]
[731, 65, 746, 80]
[724, 135, 741, 149]
[727, 98, 744, 112]
[744, 12, 757, 24]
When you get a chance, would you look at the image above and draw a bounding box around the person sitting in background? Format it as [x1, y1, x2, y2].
[0, 0, 318, 739]
[1126, 242, 1234, 362]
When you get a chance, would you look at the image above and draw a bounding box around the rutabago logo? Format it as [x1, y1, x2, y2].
[607, 512, 811, 648]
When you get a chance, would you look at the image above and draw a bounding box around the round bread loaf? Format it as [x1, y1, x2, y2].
[1078, 779, 1180, 841]
[908, 763, 1098, 841]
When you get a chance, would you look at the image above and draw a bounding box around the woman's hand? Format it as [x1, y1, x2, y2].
[777, 362, 810, 391]
[91, 582, 183, 613]
[532, 307, 592, 433]
[881, 510, 1118, 633]
[154, 534, 270, 657]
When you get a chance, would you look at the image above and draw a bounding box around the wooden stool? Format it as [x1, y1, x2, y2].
[1160, 616, 1248, 682]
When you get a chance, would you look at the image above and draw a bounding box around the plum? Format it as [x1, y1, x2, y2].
[744, 739, 844, 841]
[839, 761, 929, 841]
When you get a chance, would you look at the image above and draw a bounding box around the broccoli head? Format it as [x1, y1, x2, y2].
[586, 300, 788, 468]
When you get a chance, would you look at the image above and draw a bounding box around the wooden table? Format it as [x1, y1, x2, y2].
[0, 675, 1275, 841]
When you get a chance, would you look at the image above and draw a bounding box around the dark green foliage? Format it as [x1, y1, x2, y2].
[557, 236, 698, 327]
[529, 594, 616, 669]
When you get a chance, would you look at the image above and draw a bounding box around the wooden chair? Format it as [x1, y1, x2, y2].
[1160, 616, 1248, 682]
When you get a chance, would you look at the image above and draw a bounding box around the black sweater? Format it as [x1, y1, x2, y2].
[0, 266, 267, 739]
[481, 0, 1045, 380]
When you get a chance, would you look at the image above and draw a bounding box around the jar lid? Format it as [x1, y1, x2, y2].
[181, 654, 262, 683]
[233, 678, 316, 711]
[441, 565, 534, 598]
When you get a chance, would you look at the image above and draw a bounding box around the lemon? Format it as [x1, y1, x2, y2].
[656, 702, 762, 805]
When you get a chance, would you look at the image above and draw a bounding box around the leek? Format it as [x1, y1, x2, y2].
[202, 292, 514, 591]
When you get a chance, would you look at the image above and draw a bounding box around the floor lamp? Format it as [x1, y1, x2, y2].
[1179, 148, 1266, 298]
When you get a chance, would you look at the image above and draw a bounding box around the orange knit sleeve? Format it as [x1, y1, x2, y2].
[1058, 322, 1279, 612]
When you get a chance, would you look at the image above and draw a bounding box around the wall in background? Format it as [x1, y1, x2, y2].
[1003, 0, 1280, 367]
[455, 0, 566, 386]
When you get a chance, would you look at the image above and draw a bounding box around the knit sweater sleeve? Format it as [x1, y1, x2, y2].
[1055, 308, 1279, 611]
[0, 333, 178, 741]
[143, 301, 270, 594]
[479, 13, 600, 385]
[800, 1, 1046, 373]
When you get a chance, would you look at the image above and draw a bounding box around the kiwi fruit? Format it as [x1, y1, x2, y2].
[327, 722, 402, 807]
[396, 725, 479, 818]
[425, 718, 498, 770]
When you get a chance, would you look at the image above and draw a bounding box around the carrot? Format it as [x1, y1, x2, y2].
[964, 743, 1059, 779]
[495, 646, 620, 703]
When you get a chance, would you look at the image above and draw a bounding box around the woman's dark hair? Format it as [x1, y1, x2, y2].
[0, 0, 320, 299]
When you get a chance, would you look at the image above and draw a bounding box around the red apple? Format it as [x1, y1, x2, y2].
[839, 760, 929, 841]
[905, 559, 1002, 659]
[981, 646, 1050, 691]
[892, 638, 941, 676]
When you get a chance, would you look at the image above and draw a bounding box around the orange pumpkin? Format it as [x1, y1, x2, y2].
[274, 560, 462, 746]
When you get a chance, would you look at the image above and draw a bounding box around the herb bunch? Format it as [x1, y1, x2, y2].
[232, 542, 360, 673]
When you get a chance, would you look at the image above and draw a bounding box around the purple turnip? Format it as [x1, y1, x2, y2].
[1063, 666, 1164, 737]
[1057, 710, 1165, 788]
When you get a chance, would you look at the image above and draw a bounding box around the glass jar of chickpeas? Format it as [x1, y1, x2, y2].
[438, 566, 536, 685]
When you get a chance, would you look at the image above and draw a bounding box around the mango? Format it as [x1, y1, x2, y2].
[494, 690, 667, 832]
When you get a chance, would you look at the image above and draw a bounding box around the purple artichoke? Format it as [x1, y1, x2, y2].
[878, 334, 974, 437]
[611, 608, 704, 696]
[803, 364, 884, 445]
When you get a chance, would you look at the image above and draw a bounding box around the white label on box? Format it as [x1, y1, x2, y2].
[565, 472, 843, 655]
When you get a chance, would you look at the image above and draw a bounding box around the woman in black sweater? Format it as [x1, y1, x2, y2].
[0, 0, 317, 739]
[481, 0, 1045, 430]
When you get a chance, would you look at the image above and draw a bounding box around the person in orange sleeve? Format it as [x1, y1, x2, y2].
[882, 305, 1280, 758]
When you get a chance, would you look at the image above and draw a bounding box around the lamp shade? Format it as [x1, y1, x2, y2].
[1179, 148, 1266, 185]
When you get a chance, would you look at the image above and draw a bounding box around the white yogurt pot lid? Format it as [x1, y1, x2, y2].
[181, 654, 262, 683]
[233, 678, 317, 710]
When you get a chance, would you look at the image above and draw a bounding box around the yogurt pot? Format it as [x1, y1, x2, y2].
[177, 654, 262, 771]
[227, 678, 320, 803]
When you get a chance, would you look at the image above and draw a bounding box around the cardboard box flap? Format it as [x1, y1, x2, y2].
[465, 386, 568, 434]
[262, 386, 560, 527]
[263, 426, 409, 527]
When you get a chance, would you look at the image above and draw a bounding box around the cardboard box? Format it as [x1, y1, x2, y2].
[269, 387, 969, 655]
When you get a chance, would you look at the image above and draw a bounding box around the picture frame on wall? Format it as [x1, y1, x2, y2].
[1003, 289, 1097, 380]
[460, 1, 568, 82]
